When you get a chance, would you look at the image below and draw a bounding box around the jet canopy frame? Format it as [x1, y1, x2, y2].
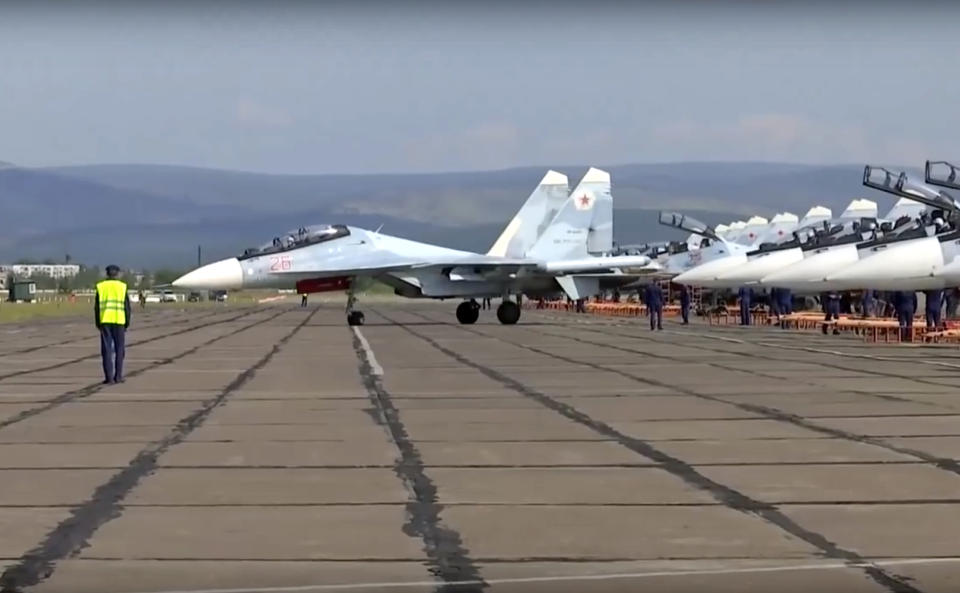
[239, 224, 351, 260]
[926, 160, 960, 192]
[658, 211, 719, 241]
[791, 218, 876, 251]
[863, 165, 957, 213]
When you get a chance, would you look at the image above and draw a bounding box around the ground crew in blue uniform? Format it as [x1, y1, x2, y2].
[925, 289, 944, 330]
[644, 283, 663, 331]
[737, 286, 752, 325]
[945, 288, 959, 320]
[861, 289, 876, 318]
[769, 287, 781, 320]
[779, 288, 793, 315]
[894, 291, 916, 342]
[822, 291, 840, 335]
[95, 265, 131, 385]
[678, 284, 691, 325]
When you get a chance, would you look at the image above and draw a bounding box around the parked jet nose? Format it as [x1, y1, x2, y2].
[716, 248, 803, 284]
[824, 237, 943, 290]
[673, 255, 746, 287]
[760, 245, 859, 289]
[173, 258, 244, 290]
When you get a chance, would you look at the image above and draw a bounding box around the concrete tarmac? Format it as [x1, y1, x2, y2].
[1, 302, 960, 593]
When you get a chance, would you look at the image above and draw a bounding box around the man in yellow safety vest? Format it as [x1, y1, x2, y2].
[95, 265, 131, 384]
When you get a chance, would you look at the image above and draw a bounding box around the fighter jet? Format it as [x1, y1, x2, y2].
[759, 197, 923, 291]
[173, 168, 657, 326]
[926, 161, 960, 285]
[710, 212, 806, 285]
[821, 166, 957, 291]
[716, 200, 878, 289]
[671, 198, 886, 289]
[671, 212, 811, 287]
[650, 212, 737, 277]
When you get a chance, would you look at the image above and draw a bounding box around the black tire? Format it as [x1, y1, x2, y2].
[347, 311, 365, 326]
[456, 301, 480, 324]
[496, 301, 521, 325]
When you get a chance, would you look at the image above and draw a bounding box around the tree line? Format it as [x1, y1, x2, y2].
[5, 267, 188, 292]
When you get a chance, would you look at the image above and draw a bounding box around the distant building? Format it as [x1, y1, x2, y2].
[0, 264, 81, 279]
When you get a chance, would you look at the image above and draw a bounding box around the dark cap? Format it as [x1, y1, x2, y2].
[105, 265, 121, 277]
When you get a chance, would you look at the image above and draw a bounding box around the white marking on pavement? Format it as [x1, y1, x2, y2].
[352, 326, 383, 376]
[124, 557, 960, 593]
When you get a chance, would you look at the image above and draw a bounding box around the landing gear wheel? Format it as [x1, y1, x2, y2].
[496, 301, 521, 325]
[347, 311, 365, 326]
[456, 301, 480, 324]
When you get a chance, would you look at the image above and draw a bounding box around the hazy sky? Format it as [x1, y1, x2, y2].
[1, 1, 957, 174]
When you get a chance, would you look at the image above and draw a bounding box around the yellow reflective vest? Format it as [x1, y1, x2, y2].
[96, 280, 128, 325]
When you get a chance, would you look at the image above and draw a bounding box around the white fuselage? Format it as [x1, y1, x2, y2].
[823, 235, 960, 291]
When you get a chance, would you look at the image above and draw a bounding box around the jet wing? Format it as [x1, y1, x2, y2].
[409, 256, 533, 270]
[268, 253, 654, 279]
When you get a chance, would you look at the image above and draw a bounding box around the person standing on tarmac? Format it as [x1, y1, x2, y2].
[861, 289, 875, 318]
[769, 287, 781, 322]
[678, 284, 691, 325]
[945, 288, 960, 320]
[925, 289, 943, 330]
[95, 265, 131, 385]
[644, 283, 663, 331]
[779, 288, 793, 315]
[894, 291, 916, 342]
[300, 293, 308, 308]
[738, 286, 752, 326]
[822, 290, 841, 335]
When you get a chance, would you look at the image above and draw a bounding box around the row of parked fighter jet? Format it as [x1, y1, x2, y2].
[646, 160, 960, 293]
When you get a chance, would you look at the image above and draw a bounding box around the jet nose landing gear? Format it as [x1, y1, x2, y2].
[456, 300, 480, 324]
[345, 282, 364, 326]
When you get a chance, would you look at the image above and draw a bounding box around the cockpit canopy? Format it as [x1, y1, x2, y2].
[791, 218, 881, 250]
[658, 212, 719, 240]
[856, 210, 953, 249]
[239, 224, 350, 259]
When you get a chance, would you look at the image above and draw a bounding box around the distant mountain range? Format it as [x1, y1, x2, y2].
[0, 161, 907, 268]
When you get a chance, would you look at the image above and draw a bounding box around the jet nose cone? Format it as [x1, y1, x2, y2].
[718, 249, 803, 284]
[761, 247, 853, 287]
[173, 258, 243, 290]
[826, 238, 942, 289]
[674, 255, 745, 287]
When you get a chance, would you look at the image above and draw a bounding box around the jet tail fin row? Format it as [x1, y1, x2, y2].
[528, 167, 611, 261]
[487, 170, 569, 258]
[838, 198, 878, 220]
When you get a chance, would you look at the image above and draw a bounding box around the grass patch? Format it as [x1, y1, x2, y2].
[0, 297, 255, 324]
[0, 299, 94, 324]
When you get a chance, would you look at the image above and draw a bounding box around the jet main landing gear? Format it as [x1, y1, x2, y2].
[345, 283, 364, 326]
[496, 300, 521, 325]
[456, 300, 480, 324]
